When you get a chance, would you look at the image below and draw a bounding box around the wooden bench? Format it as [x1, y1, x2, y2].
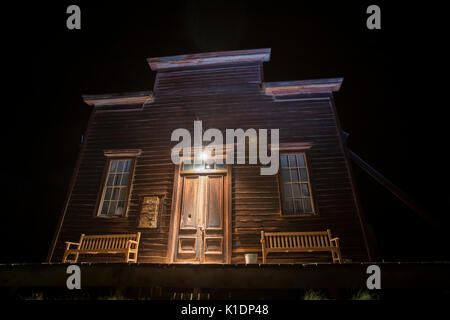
[261, 230, 342, 264]
[63, 232, 141, 263]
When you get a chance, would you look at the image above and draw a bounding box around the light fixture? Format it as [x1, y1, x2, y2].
[205, 159, 216, 170]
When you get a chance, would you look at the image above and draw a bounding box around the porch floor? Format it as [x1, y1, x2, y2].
[1, 262, 449, 290]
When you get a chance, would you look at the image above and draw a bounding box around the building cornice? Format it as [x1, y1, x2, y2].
[263, 78, 343, 95]
[147, 48, 271, 71]
[82, 91, 153, 106]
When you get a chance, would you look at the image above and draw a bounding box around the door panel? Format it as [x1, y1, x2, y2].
[206, 175, 223, 229]
[174, 174, 226, 263]
[203, 175, 225, 263]
[180, 176, 199, 229]
[176, 175, 201, 261]
[204, 237, 223, 254]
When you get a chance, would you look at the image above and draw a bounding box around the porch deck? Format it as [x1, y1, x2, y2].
[1, 262, 449, 290]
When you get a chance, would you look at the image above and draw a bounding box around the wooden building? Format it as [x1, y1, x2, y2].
[47, 48, 371, 265]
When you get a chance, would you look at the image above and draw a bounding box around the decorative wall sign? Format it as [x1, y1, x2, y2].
[137, 195, 161, 228]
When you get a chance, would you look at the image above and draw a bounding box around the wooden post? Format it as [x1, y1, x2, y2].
[136, 232, 141, 263]
[261, 231, 266, 264]
[75, 234, 85, 263]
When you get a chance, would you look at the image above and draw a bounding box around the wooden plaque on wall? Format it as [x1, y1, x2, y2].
[137, 195, 161, 229]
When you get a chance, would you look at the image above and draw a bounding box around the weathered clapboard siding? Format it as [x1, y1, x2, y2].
[49, 49, 369, 263]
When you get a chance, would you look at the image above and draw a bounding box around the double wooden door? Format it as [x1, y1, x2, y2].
[174, 174, 226, 263]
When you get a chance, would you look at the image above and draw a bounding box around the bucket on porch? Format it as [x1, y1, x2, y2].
[244, 253, 258, 264]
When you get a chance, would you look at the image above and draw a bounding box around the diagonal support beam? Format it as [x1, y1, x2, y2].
[342, 131, 438, 228]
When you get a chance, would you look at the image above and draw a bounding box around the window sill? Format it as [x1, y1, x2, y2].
[95, 215, 128, 219]
[280, 213, 318, 218]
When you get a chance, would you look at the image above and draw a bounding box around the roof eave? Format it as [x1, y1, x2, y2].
[263, 78, 343, 95]
[147, 48, 271, 71]
[82, 91, 153, 106]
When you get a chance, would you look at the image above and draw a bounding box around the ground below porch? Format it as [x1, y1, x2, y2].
[1, 262, 449, 300]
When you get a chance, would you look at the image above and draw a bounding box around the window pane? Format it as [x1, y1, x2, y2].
[101, 201, 109, 215]
[124, 160, 131, 172]
[296, 154, 305, 167]
[284, 199, 294, 215]
[284, 184, 292, 198]
[215, 163, 226, 170]
[290, 169, 299, 182]
[183, 163, 193, 171]
[107, 174, 114, 186]
[119, 188, 127, 200]
[282, 169, 291, 183]
[111, 188, 119, 200]
[104, 187, 112, 201]
[115, 202, 125, 216]
[300, 183, 310, 196]
[108, 201, 118, 215]
[288, 155, 296, 167]
[113, 174, 121, 185]
[117, 160, 125, 172]
[110, 160, 117, 172]
[303, 197, 313, 213]
[292, 183, 301, 198]
[299, 168, 308, 182]
[280, 155, 288, 168]
[120, 173, 129, 186]
[294, 198, 304, 214]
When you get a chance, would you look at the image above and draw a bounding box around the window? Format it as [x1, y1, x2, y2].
[181, 159, 226, 172]
[280, 153, 315, 215]
[98, 158, 134, 217]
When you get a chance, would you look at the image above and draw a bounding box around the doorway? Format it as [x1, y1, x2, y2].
[169, 167, 231, 263]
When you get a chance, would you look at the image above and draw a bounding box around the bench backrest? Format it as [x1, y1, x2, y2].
[79, 233, 141, 250]
[262, 230, 332, 249]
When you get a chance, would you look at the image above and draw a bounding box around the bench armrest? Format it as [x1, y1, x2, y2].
[330, 237, 340, 246]
[65, 241, 80, 250]
[127, 240, 139, 249]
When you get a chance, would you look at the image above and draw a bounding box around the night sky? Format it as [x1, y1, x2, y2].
[5, 1, 448, 263]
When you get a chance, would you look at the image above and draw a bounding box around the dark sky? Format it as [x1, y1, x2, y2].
[5, 1, 448, 263]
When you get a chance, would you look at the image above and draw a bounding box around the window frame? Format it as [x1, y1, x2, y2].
[278, 152, 317, 217]
[95, 156, 137, 218]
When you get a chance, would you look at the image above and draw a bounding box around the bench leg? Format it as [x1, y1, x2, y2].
[331, 249, 342, 264]
[125, 250, 138, 263]
[62, 252, 79, 263]
[129, 250, 138, 263]
[336, 248, 342, 264]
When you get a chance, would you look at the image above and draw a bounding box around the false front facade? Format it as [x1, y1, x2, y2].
[48, 48, 371, 264]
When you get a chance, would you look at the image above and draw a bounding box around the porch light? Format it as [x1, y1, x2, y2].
[205, 161, 215, 169]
